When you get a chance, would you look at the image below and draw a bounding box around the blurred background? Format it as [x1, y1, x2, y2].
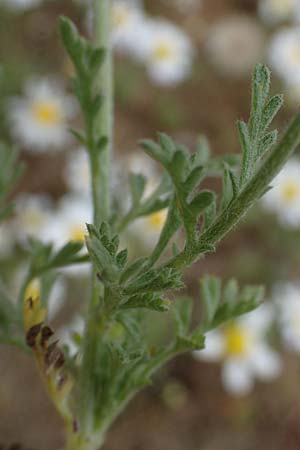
[1, 0, 300, 449]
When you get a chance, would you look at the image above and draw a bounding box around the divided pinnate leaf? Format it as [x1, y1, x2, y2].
[238, 64, 283, 188]
[199, 276, 264, 332]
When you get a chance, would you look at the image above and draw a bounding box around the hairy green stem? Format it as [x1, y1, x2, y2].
[75, 2, 113, 447]
[91, 0, 113, 225]
[164, 113, 300, 270]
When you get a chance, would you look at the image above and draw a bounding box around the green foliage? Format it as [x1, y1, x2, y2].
[238, 64, 283, 188]
[60, 17, 107, 154]
[199, 276, 264, 331]
[1, 13, 300, 450]
[58, 19, 300, 448]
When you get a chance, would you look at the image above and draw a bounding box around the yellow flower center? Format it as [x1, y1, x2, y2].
[147, 210, 167, 231]
[224, 323, 251, 356]
[153, 42, 174, 62]
[31, 100, 62, 125]
[281, 181, 299, 203]
[70, 226, 86, 243]
[25, 279, 40, 301]
[113, 5, 130, 28]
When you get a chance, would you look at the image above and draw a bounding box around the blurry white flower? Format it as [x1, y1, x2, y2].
[40, 195, 92, 276]
[194, 304, 281, 396]
[112, 0, 145, 52]
[14, 194, 53, 244]
[2, 0, 42, 11]
[269, 27, 300, 85]
[130, 208, 168, 249]
[58, 315, 85, 357]
[206, 15, 265, 77]
[24, 277, 66, 321]
[273, 282, 300, 352]
[126, 152, 157, 180]
[65, 148, 90, 197]
[258, 0, 300, 25]
[9, 78, 76, 152]
[262, 158, 300, 227]
[134, 19, 194, 85]
[44, 195, 92, 248]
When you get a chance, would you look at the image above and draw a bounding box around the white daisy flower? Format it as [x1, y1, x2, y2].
[2, 0, 42, 11]
[206, 15, 265, 78]
[44, 195, 93, 248]
[129, 208, 168, 249]
[268, 27, 300, 85]
[41, 195, 92, 276]
[65, 148, 91, 198]
[273, 282, 300, 352]
[9, 78, 76, 152]
[261, 158, 300, 227]
[111, 0, 145, 52]
[258, 0, 300, 25]
[133, 19, 195, 85]
[194, 304, 281, 396]
[126, 152, 157, 180]
[14, 194, 53, 244]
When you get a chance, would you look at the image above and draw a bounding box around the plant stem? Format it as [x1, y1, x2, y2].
[75, 2, 113, 447]
[91, 0, 113, 226]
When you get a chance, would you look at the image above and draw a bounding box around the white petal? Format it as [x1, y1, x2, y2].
[47, 278, 67, 321]
[249, 344, 282, 380]
[222, 358, 253, 396]
[193, 331, 224, 362]
[241, 302, 274, 335]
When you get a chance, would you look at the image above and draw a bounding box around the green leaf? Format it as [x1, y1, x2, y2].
[200, 276, 221, 327]
[261, 94, 284, 134]
[123, 267, 183, 295]
[222, 164, 239, 208]
[189, 190, 214, 216]
[223, 278, 239, 305]
[249, 63, 270, 142]
[148, 197, 182, 267]
[158, 132, 176, 160]
[120, 257, 149, 284]
[173, 297, 193, 337]
[116, 249, 128, 269]
[50, 241, 83, 267]
[129, 173, 147, 206]
[183, 166, 204, 193]
[121, 293, 171, 312]
[141, 139, 168, 165]
[258, 130, 278, 157]
[59, 16, 79, 58]
[199, 276, 264, 331]
[237, 120, 252, 187]
[196, 135, 211, 165]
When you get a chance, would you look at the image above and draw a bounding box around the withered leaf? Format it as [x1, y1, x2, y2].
[26, 323, 43, 348]
[44, 341, 65, 369]
[40, 326, 54, 348]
